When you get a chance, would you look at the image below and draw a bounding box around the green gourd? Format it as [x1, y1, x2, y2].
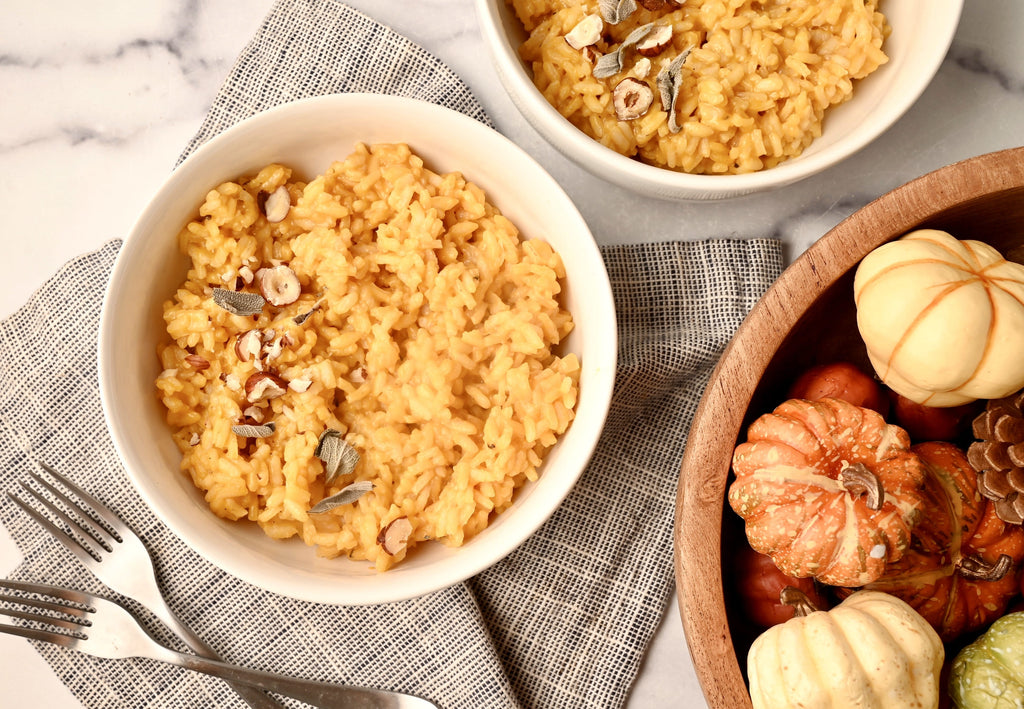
[950, 612, 1024, 708]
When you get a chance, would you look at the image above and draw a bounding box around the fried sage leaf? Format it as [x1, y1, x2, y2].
[598, 0, 637, 24]
[213, 288, 266, 316]
[293, 306, 317, 325]
[315, 428, 361, 484]
[293, 297, 324, 325]
[656, 47, 692, 133]
[593, 23, 654, 79]
[308, 480, 373, 515]
[231, 421, 276, 438]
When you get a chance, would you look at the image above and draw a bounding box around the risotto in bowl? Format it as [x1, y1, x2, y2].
[98, 94, 616, 604]
[476, 0, 963, 200]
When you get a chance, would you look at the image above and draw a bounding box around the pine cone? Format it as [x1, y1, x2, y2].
[967, 390, 1024, 524]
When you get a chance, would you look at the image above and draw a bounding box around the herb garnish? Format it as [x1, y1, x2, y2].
[598, 0, 638, 24]
[656, 47, 692, 133]
[213, 288, 266, 316]
[315, 428, 361, 484]
[593, 23, 654, 79]
[231, 421, 276, 438]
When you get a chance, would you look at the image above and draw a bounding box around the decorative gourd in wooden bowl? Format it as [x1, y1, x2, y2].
[674, 145, 1024, 709]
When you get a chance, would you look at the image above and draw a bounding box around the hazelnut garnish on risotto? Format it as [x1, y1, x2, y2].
[378, 517, 414, 556]
[259, 185, 291, 223]
[255, 264, 301, 306]
[564, 13, 603, 49]
[612, 77, 655, 120]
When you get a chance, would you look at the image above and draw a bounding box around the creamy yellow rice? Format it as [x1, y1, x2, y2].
[509, 0, 890, 174]
[156, 143, 579, 571]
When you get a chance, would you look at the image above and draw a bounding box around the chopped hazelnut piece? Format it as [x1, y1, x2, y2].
[288, 376, 313, 393]
[224, 373, 242, 392]
[349, 366, 368, 384]
[184, 354, 210, 371]
[263, 336, 285, 361]
[377, 517, 413, 556]
[262, 185, 290, 223]
[581, 46, 602, 65]
[565, 13, 603, 50]
[234, 330, 263, 362]
[238, 265, 255, 284]
[244, 371, 288, 403]
[636, 24, 672, 57]
[256, 265, 301, 307]
[637, 0, 667, 9]
[242, 405, 265, 423]
[633, 57, 652, 79]
[188, 432, 201, 446]
[612, 78, 655, 120]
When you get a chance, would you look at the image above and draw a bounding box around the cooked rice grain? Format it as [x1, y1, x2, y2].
[157, 143, 579, 571]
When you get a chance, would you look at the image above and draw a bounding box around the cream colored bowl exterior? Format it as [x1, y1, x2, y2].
[475, 0, 964, 201]
[98, 94, 616, 605]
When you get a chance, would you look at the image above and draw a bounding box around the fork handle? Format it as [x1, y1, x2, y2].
[146, 595, 285, 709]
[147, 643, 435, 708]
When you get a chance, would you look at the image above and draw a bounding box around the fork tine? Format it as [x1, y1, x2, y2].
[7, 492, 102, 567]
[37, 462, 126, 536]
[21, 475, 117, 549]
[0, 600, 88, 632]
[28, 471, 120, 547]
[0, 591, 90, 621]
[0, 579, 93, 636]
[0, 578, 95, 607]
[0, 622, 78, 647]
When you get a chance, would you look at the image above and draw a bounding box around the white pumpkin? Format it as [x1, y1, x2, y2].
[747, 590, 943, 709]
[854, 229, 1024, 406]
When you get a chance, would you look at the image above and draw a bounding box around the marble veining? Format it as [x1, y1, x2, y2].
[1, 1, 1024, 707]
[949, 46, 1023, 94]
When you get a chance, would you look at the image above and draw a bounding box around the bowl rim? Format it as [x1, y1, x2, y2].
[97, 93, 617, 605]
[475, 0, 965, 200]
[673, 144, 1024, 708]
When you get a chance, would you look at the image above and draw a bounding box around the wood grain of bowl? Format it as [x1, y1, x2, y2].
[674, 145, 1024, 708]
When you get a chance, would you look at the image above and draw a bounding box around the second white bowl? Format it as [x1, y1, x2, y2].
[476, 0, 964, 201]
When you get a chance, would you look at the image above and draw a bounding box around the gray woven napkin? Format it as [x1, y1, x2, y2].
[0, 1, 783, 707]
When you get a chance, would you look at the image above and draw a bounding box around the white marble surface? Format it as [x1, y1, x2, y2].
[1, 1, 1023, 707]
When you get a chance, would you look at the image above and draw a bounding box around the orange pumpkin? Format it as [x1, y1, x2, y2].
[729, 397, 928, 587]
[787, 360, 890, 417]
[731, 544, 828, 628]
[859, 442, 1024, 641]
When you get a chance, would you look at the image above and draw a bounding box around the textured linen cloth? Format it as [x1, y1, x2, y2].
[0, 1, 784, 708]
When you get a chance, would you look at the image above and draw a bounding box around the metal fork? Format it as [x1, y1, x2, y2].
[0, 578, 438, 708]
[8, 462, 283, 709]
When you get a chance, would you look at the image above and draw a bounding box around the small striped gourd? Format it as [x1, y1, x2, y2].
[854, 229, 1024, 407]
[748, 590, 944, 709]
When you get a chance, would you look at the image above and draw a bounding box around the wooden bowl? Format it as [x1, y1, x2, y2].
[674, 145, 1024, 708]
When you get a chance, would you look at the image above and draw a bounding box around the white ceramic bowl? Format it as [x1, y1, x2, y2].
[476, 0, 963, 200]
[98, 94, 617, 605]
